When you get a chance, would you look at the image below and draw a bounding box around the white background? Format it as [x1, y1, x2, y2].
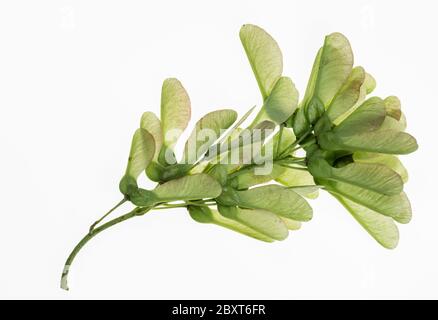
[0, 0, 437, 299]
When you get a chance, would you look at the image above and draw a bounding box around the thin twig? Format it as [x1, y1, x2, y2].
[275, 123, 284, 157]
[89, 198, 128, 233]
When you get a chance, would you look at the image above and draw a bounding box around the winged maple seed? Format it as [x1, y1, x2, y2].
[61, 24, 418, 290]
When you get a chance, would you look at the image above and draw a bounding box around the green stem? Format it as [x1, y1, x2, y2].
[89, 198, 128, 233]
[287, 184, 323, 189]
[228, 164, 256, 179]
[278, 164, 308, 171]
[275, 124, 284, 157]
[185, 200, 214, 207]
[60, 206, 149, 291]
[291, 140, 315, 153]
[153, 205, 186, 210]
[61, 194, 220, 291]
[156, 200, 214, 209]
[275, 157, 306, 165]
[153, 203, 193, 210]
[228, 155, 307, 179]
[279, 128, 313, 158]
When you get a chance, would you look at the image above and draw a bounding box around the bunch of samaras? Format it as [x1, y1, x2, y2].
[61, 24, 418, 290]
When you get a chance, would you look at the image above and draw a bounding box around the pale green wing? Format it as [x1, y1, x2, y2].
[182, 109, 237, 163]
[140, 111, 163, 161]
[333, 97, 386, 136]
[205, 107, 255, 161]
[384, 96, 402, 120]
[124, 129, 155, 178]
[291, 106, 310, 138]
[250, 76, 299, 126]
[333, 71, 376, 125]
[265, 76, 299, 123]
[332, 193, 399, 249]
[319, 130, 418, 154]
[251, 120, 277, 141]
[153, 174, 222, 202]
[380, 96, 406, 131]
[213, 120, 276, 168]
[261, 126, 296, 157]
[330, 162, 403, 195]
[275, 168, 319, 199]
[216, 107, 255, 145]
[249, 126, 295, 170]
[274, 126, 296, 153]
[364, 72, 376, 94]
[379, 114, 407, 132]
[206, 164, 228, 186]
[160, 78, 191, 147]
[301, 48, 322, 109]
[232, 164, 285, 190]
[280, 217, 302, 230]
[239, 24, 283, 99]
[302, 33, 353, 108]
[119, 128, 155, 195]
[326, 67, 365, 121]
[327, 181, 411, 223]
[353, 152, 408, 183]
[188, 206, 275, 242]
[236, 185, 313, 221]
[209, 120, 275, 161]
[218, 205, 288, 241]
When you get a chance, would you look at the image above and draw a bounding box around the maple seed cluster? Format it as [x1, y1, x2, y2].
[61, 24, 418, 290]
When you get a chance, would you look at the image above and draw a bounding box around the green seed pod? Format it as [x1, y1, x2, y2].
[146, 162, 192, 182]
[146, 161, 165, 182]
[119, 175, 138, 196]
[207, 164, 228, 186]
[158, 146, 177, 166]
[305, 97, 325, 125]
[291, 107, 310, 138]
[216, 186, 240, 206]
[307, 155, 333, 179]
[160, 164, 193, 182]
[313, 113, 333, 136]
[188, 205, 214, 223]
[128, 188, 157, 207]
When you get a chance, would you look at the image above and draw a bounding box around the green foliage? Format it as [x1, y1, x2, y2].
[119, 129, 155, 196]
[62, 23, 418, 290]
[301, 33, 353, 109]
[217, 205, 289, 241]
[239, 24, 282, 99]
[182, 109, 238, 163]
[233, 185, 313, 221]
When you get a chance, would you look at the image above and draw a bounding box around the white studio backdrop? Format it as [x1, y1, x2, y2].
[0, 0, 436, 299]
